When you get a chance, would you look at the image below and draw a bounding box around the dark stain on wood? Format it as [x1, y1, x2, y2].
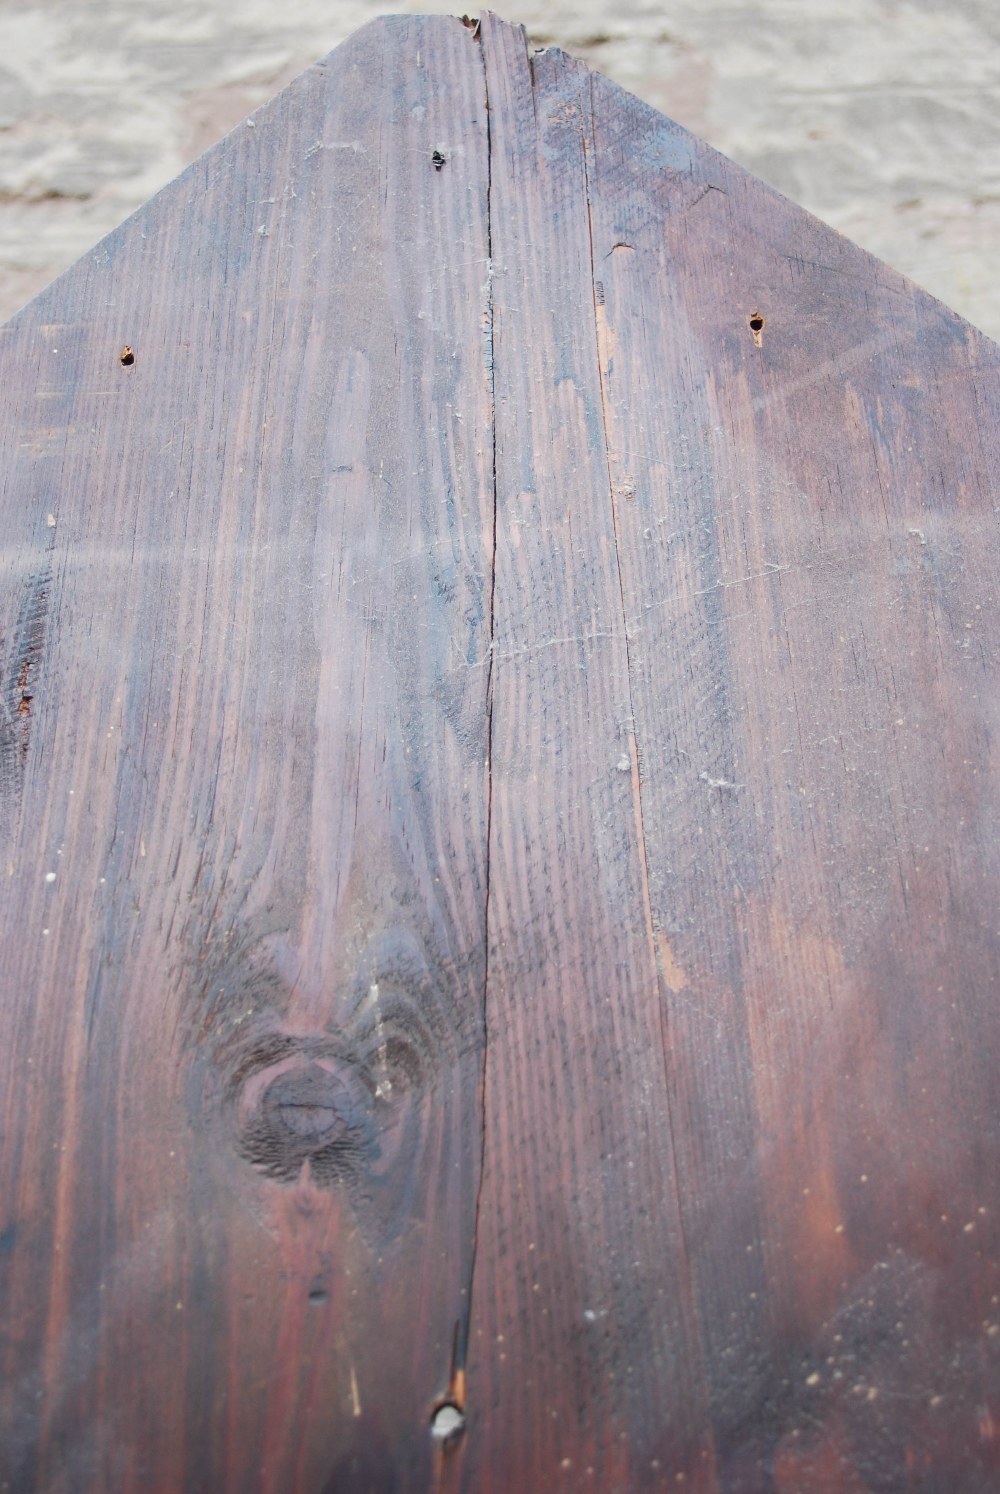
[0, 568, 50, 806]
[1, 10, 1000, 1493]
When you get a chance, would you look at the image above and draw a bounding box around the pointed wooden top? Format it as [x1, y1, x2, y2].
[1, 13, 999, 1489]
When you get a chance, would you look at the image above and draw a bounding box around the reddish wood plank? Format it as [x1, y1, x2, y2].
[3, 11, 1000, 1493]
[461, 18, 715, 1493]
[0, 16, 493, 1492]
[584, 58, 1000, 1494]
[460, 17, 1000, 1493]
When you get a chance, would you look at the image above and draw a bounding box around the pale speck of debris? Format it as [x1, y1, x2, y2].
[430, 1404, 464, 1441]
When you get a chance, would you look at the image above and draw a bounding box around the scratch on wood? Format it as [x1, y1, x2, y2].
[370, 982, 393, 1099]
[751, 331, 895, 412]
[687, 182, 727, 210]
[655, 932, 689, 994]
[699, 770, 744, 791]
[694, 563, 792, 597]
[457, 628, 623, 671]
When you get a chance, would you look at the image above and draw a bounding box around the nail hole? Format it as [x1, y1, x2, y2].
[430, 1402, 465, 1443]
[308, 1285, 329, 1305]
[119, 345, 135, 366]
[749, 313, 764, 346]
[431, 150, 446, 171]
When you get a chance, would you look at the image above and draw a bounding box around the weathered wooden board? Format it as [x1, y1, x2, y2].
[0, 17, 493, 1492]
[2, 11, 1000, 1492]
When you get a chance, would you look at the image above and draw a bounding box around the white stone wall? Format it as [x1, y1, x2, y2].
[1, 0, 998, 338]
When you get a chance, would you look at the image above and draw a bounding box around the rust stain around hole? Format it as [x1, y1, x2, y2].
[430, 1320, 468, 1448]
[119, 345, 135, 366]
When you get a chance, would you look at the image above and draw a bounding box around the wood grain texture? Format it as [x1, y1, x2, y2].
[2, 10, 1000, 1492]
[464, 17, 1000, 1492]
[0, 16, 493, 1492]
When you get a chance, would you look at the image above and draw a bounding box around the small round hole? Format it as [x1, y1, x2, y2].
[119, 345, 135, 366]
[749, 314, 764, 334]
[308, 1285, 329, 1305]
[431, 149, 446, 170]
[430, 1402, 465, 1443]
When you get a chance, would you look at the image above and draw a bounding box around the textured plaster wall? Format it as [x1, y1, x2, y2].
[0, 1, 998, 338]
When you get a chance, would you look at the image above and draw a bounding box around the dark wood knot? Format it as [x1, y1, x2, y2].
[262, 1064, 348, 1147]
[238, 1057, 372, 1185]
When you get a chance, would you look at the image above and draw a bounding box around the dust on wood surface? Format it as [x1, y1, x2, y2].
[1, 11, 999, 1492]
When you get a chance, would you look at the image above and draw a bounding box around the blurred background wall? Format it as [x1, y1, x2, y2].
[0, 0, 998, 338]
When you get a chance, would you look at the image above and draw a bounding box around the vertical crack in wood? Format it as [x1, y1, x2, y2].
[456, 15, 496, 1417]
[580, 68, 699, 1329]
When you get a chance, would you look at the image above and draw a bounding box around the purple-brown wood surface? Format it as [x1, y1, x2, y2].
[1, 12, 1000, 1492]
